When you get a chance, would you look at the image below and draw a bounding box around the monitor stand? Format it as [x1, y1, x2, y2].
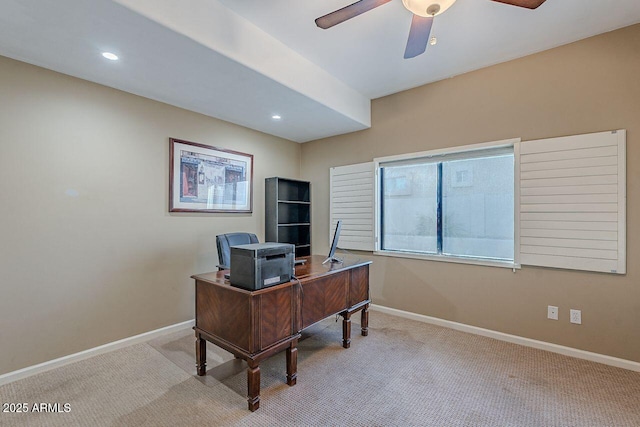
[322, 256, 343, 265]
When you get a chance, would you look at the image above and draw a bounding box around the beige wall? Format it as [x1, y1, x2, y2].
[1, 24, 638, 376]
[301, 24, 640, 362]
[0, 56, 300, 375]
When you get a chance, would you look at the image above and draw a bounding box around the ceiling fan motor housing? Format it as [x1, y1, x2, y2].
[402, 0, 457, 17]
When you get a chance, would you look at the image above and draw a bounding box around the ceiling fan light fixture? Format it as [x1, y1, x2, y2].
[402, 0, 457, 17]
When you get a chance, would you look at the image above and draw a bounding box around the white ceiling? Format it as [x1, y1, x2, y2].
[221, 0, 640, 98]
[1, 0, 639, 142]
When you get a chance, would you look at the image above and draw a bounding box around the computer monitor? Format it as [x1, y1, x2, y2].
[323, 220, 343, 265]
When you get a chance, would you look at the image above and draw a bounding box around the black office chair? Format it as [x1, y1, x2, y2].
[216, 232, 259, 270]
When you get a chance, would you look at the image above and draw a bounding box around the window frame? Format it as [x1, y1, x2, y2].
[373, 138, 521, 269]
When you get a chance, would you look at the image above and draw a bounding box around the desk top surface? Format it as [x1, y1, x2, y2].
[192, 255, 371, 295]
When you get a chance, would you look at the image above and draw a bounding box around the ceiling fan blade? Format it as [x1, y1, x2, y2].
[404, 15, 433, 59]
[490, 0, 547, 9]
[315, 0, 393, 29]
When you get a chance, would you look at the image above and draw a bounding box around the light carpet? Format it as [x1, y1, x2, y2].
[1, 311, 639, 426]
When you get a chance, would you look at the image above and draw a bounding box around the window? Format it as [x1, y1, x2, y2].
[381, 162, 438, 253]
[331, 131, 623, 272]
[377, 141, 517, 265]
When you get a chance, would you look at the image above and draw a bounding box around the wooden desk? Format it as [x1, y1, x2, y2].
[192, 255, 371, 411]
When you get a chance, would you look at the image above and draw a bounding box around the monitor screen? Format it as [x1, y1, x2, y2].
[324, 220, 342, 264]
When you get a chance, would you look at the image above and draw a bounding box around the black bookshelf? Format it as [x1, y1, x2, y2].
[265, 177, 311, 258]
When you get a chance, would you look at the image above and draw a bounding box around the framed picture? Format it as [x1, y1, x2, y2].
[169, 138, 253, 213]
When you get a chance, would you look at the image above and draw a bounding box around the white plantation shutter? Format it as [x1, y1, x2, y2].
[330, 162, 375, 251]
[518, 130, 626, 274]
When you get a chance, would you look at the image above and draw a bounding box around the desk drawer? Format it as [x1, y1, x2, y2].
[196, 281, 251, 351]
[301, 271, 348, 329]
[258, 286, 296, 351]
[349, 265, 369, 307]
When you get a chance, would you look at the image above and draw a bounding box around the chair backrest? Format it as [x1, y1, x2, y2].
[215, 232, 259, 270]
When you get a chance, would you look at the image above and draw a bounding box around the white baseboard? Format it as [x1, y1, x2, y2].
[0, 319, 195, 386]
[370, 304, 640, 372]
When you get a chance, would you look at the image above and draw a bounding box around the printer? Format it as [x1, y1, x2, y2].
[230, 242, 295, 291]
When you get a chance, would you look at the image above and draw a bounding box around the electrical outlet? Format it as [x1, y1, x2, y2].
[547, 305, 558, 320]
[570, 309, 582, 325]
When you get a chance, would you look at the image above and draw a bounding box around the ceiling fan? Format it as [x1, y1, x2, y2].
[315, 0, 547, 59]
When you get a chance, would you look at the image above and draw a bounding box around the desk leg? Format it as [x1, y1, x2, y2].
[361, 304, 369, 336]
[247, 361, 260, 412]
[342, 312, 351, 349]
[195, 333, 206, 376]
[286, 338, 298, 386]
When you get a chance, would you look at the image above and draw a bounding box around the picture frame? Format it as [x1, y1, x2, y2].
[169, 138, 253, 213]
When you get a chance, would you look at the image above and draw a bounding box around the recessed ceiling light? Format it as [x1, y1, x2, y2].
[102, 52, 119, 61]
[271, 115, 282, 120]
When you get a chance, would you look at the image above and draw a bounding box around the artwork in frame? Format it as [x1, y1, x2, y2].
[169, 138, 253, 213]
